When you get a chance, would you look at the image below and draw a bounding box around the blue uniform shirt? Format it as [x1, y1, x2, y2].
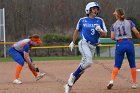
[76, 17, 107, 44]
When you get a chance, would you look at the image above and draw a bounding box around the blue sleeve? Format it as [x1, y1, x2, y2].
[110, 24, 114, 32]
[76, 19, 82, 32]
[100, 19, 107, 32]
[100, 20, 103, 29]
[22, 44, 30, 53]
[129, 20, 135, 29]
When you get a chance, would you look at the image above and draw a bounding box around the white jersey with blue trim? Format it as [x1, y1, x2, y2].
[13, 39, 30, 51]
[76, 17, 107, 45]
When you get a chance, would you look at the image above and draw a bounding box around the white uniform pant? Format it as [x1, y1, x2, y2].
[78, 40, 96, 69]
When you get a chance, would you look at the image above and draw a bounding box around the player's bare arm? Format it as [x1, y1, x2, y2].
[69, 30, 79, 51]
[24, 51, 31, 63]
[132, 27, 140, 39]
[24, 51, 36, 70]
[100, 31, 107, 37]
[111, 32, 115, 40]
[72, 29, 79, 43]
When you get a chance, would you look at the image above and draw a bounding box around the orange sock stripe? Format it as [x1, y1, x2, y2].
[111, 68, 119, 80]
[131, 68, 136, 83]
[15, 64, 23, 79]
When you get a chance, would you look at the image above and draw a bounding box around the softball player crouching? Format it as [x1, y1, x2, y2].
[64, 2, 107, 93]
[8, 34, 46, 84]
[107, 8, 140, 89]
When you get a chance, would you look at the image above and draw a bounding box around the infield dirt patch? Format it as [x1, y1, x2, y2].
[0, 59, 140, 93]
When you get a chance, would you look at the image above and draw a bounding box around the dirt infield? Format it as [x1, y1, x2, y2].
[0, 59, 140, 93]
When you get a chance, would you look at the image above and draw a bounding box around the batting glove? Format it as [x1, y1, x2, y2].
[95, 25, 103, 32]
[69, 41, 75, 51]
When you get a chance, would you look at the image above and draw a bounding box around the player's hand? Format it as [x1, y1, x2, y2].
[95, 25, 103, 32]
[69, 41, 75, 51]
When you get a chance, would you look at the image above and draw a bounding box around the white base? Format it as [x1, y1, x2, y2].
[136, 69, 140, 72]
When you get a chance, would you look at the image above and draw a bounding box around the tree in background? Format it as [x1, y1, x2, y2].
[0, 0, 139, 41]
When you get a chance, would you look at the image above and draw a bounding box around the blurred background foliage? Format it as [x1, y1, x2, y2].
[0, 0, 140, 44]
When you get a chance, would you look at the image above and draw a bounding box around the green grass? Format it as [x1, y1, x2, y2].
[0, 56, 139, 62]
[0, 56, 114, 62]
[32, 56, 82, 61]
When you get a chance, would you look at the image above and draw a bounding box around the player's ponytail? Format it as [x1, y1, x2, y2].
[116, 8, 125, 21]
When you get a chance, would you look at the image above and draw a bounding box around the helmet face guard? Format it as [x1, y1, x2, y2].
[85, 2, 100, 14]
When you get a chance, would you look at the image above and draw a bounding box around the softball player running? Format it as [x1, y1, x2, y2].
[107, 8, 140, 89]
[8, 34, 46, 84]
[64, 2, 107, 93]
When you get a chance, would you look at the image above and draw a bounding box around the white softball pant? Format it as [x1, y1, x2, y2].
[78, 40, 96, 69]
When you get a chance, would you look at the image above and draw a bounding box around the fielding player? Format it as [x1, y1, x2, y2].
[8, 34, 46, 84]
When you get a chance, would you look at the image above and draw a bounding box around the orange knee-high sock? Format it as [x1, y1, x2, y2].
[28, 65, 38, 77]
[111, 68, 119, 80]
[15, 64, 23, 79]
[131, 68, 136, 83]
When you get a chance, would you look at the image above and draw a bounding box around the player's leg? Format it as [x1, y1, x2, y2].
[28, 58, 38, 77]
[73, 40, 94, 84]
[68, 44, 95, 87]
[107, 43, 125, 89]
[73, 70, 84, 84]
[64, 40, 94, 93]
[28, 58, 46, 81]
[71, 43, 95, 84]
[64, 70, 84, 93]
[8, 47, 24, 84]
[126, 43, 137, 89]
[112, 50, 124, 80]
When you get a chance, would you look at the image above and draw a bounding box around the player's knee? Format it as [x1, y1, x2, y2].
[87, 62, 92, 68]
[86, 57, 93, 67]
[80, 56, 93, 69]
[87, 56, 93, 62]
[81, 61, 93, 69]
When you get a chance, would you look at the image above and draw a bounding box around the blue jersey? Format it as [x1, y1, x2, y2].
[76, 17, 107, 44]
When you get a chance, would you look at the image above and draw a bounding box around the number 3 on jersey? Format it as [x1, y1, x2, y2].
[91, 29, 95, 35]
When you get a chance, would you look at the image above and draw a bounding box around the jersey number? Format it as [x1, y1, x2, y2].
[91, 29, 95, 35]
[117, 26, 127, 36]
